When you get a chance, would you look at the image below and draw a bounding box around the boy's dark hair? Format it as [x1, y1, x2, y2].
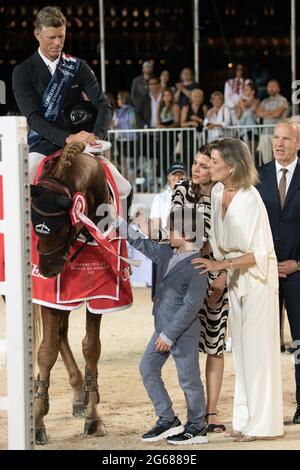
[168, 206, 204, 245]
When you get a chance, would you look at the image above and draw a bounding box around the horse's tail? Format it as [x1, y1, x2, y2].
[32, 303, 42, 377]
[60, 142, 86, 168]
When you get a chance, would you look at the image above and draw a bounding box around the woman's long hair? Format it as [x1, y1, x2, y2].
[191, 143, 213, 201]
[158, 87, 175, 116]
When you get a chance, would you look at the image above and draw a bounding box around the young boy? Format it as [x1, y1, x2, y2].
[115, 206, 208, 445]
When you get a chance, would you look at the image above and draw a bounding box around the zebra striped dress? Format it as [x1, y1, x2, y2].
[172, 179, 229, 355]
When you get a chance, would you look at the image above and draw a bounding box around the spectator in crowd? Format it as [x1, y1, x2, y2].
[150, 162, 187, 239]
[113, 90, 137, 136]
[135, 77, 162, 187]
[193, 138, 283, 441]
[172, 144, 228, 434]
[135, 162, 187, 242]
[131, 60, 154, 108]
[181, 88, 208, 167]
[12, 5, 112, 183]
[204, 92, 231, 142]
[112, 90, 137, 177]
[157, 88, 180, 129]
[257, 118, 300, 425]
[136, 76, 162, 129]
[159, 69, 172, 93]
[157, 88, 181, 177]
[256, 80, 289, 164]
[174, 67, 201, 109]
[253, 66, 270, 101]
[224, 64, 249, 124]
[181, 88, 208, 132]
[234, 81, 260, 145]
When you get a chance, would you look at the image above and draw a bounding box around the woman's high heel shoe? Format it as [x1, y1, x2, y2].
[205, 413, 226, 433]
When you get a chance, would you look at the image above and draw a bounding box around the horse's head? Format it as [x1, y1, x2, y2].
[31, 142, 109, 278]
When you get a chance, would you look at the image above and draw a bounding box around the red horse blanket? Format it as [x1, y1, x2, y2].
[30, 153, 133, 313]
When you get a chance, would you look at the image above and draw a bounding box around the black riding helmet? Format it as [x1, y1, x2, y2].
[62, 100, 97, 133]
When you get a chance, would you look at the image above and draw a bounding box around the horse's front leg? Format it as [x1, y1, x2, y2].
[58, 312, 85, 418]
[35, 306, 61, 445]
[82, 309, 106, 436]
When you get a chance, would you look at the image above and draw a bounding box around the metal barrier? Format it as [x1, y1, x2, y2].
[107, 125, 277, 193]
[107, 128, 197, 193]
[0, 117, 34, 449]
[201, 123, 276, 167]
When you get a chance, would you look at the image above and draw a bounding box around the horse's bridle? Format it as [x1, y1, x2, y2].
[32, 176, 83, 259]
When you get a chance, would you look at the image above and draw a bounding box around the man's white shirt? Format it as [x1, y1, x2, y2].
[38, 48, 60, 75]
[150, 92, 162, 128]
[275, 157, 298, 195]
[150, 186, 172, 229]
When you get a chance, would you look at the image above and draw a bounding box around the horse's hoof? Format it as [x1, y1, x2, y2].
[84, 418, 106, 436]
[35, 427, 48, 445]
[72, 402, 85, 419]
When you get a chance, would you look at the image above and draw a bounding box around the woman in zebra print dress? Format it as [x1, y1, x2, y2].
[172, 144, 229, 432]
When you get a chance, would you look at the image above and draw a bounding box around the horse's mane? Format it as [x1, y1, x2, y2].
[59, 142, 86, 169]
[51, 142, 109, 212]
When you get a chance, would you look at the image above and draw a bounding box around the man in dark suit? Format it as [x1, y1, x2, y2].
[136, 76, 161, 129]
[12, 6, 112, 182]
[257, 118, 300, 424]
[135, 77, 162, 185]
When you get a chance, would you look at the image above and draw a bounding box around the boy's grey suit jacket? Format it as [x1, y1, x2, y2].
[118, 221, 207, 344]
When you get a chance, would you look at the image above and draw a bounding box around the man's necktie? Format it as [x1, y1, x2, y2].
[278, 168, 288, 208]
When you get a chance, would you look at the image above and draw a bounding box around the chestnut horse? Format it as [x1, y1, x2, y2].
[31, 142, 116, 445]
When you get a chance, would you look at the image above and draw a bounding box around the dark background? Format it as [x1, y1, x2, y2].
[0, 0, 299, 113]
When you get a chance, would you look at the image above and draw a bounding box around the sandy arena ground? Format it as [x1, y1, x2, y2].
[0, 288, 300, 450]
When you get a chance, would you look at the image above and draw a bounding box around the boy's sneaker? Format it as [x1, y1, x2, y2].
[167, 423, 208, 445]
[141, 416, 184, 442]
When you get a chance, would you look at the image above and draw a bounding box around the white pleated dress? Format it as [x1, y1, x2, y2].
[210, 183, 284, 437]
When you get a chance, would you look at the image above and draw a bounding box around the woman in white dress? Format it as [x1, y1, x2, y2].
[192, 138, 283, 441]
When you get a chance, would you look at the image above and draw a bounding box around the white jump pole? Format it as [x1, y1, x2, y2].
[193, 0, 200, 83]
[291, 0, 298, 116]
[98, 0, 106, 92]
[0, 116, 34, 449]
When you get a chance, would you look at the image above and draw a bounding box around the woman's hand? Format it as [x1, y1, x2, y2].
[207, 272, 227, 305]
[189, 121, 199, 127]
[191, 257, 227, 274]
[191, 115, 203, 123]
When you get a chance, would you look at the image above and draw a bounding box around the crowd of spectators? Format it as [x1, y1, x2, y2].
[108, 62, 289, 134]
[107, 62, 290, 177]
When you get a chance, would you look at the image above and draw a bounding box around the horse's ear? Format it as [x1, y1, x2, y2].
[30, 185, 41, 198]
[56, 195, 73, 209]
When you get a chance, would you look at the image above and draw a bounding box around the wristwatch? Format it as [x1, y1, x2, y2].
[296, 260, 300, 271]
